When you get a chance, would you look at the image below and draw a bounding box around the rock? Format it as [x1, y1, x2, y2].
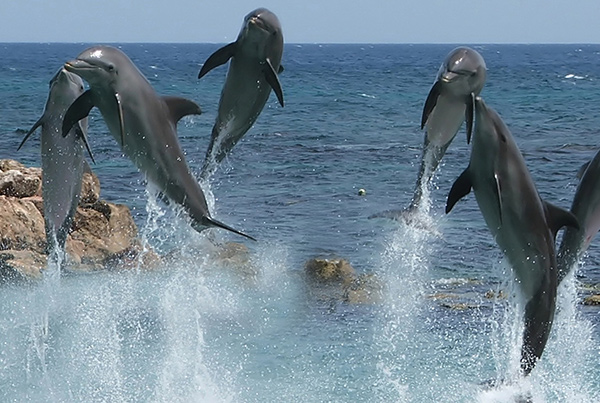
[67, 202, 138, 266]
[305, 257, 356, 283]
[0, 169, 42, 197]
[0, 196, 46, 253]
[0, 250, 46, 280]
[583, 295, 600, 306]
[79, 171, 100, 205]
[0, 159, 154, 279]
[343, 274, 382, 304]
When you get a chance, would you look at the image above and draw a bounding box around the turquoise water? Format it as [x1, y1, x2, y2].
[0, 44, 599, 401]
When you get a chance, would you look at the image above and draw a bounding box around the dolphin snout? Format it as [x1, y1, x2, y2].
[64, 59, 92, 72]
[441, 71, 460, 83]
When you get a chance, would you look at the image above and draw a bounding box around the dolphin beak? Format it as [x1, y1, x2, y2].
[441, 71, 460, 83]
[248, 16, 266, 31]
[64, 59, 93, 72]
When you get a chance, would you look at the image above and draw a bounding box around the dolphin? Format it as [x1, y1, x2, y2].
[18, 68, 91, 255]
[197, 7, 284, 180]
[556, 149, 600, 283]
[445, 97, 578, 376]
[61, 45, 255, 241]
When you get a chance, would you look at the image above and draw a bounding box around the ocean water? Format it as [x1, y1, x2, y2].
[0, 43, 599, 402]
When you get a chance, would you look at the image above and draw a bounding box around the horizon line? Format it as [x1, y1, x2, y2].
[1, 41, 599, 46]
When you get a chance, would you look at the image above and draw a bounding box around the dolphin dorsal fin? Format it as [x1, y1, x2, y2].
[162, 96, 202, 124]
[62, 90, 95, 137]
[264, 58, 284, 107]
[446, 168, 473, 214]
[421, 81, 442, 130]
[198, 42, 237, 79]
[543, 200, 580, 240]
[576, 160, 591, 180]
[17, 115, 45, 151]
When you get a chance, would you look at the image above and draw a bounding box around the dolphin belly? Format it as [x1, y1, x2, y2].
[425, 96, 467, 147]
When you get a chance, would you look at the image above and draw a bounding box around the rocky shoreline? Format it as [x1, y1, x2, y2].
[0, 159, 153, 280]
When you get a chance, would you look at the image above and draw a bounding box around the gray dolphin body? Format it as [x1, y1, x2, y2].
[557, 150, 600, 283]
[62, 45, 254, 241]
[19, 68, 90, 254]
[412, 47, 486, 210]
[446, 97, 578, 376]
[198, 7, 284, 180]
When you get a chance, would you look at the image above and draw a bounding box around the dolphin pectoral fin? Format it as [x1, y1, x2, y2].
[198, 42, 236, 79]
[421, 81, 441, 130]
[162, 96, 202, 123]
[576, 160, 591, 180]
[278, 64, 284, 74]
[465, 93, 475, 144]
[113, 92, 126, 146]
[203, 216, 257, 242]
[264, 58, 284, 107]
[543, 200, 580, 240]
[62, 90, 95, 137]
[74, 123, 96, 164]
[18, 116, 44, 150]
[446, 168, 472, 213]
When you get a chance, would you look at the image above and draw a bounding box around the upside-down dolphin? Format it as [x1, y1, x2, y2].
[18, 67, 91, 255]
[556, 149, 600, 283]
[197, 7, 284, 180]
[61, 45, 255, 241]
[446, 97, 578, 376]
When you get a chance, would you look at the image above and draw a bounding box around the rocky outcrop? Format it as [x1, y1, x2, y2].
[0, 159, 156, 280]
[304, 257, 382, 304]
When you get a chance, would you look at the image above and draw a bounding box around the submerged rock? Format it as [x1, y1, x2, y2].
[583, 295, 600, 306]
[305, 257, 356, 283]
[304, 257, 381, 304]
[0, 159, 153, 280]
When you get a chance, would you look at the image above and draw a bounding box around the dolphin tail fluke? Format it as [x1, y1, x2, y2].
[203, 216, 256, 242]
[18, 116, 45, 151]
[198, 42, 237, 79]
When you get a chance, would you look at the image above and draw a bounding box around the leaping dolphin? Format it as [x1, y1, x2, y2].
[19, 68, 91, 256]
[197, 7, 284, 180]
[556, 149, 600, 283]
[446, 97, 578, 376]
[61, 45, 255, 241]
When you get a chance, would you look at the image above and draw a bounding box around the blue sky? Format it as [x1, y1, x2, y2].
[1, 0, 598, 44]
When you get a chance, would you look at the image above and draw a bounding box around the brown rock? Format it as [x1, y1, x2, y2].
[0, 196, 46, 253]
[343, 274, 383, 304]
[68, 202, 138, 265]
[0, 169, 41, 197]
[305, 257, 356, 283]
[0, 250, 46, 280]
[79, 171, 101, 205]
[583, 295, 600, 306]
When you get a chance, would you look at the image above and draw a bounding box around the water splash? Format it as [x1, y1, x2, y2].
[374, 206, 436, 402]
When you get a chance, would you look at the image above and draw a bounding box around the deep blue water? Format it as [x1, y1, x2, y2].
[0, 44, 599, 402]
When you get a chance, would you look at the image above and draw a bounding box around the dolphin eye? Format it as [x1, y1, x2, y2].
[108, 64, 115, 72]
[80, 85, 84, 91]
